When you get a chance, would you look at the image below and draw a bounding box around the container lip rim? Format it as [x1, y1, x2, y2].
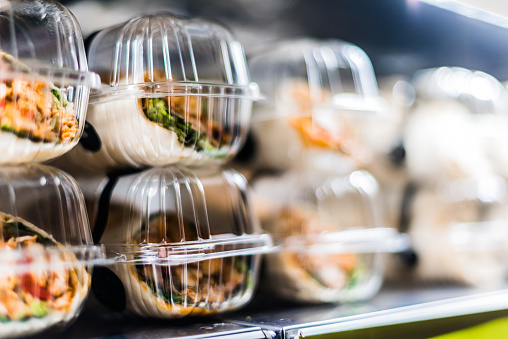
[0, 66, 101, 89]
[279, 227, 410, 254]
[89, 81, 260, 104]
[0, 244, 107, 272]
[104, 233, 274, 265]
[251, 94, 388, 123]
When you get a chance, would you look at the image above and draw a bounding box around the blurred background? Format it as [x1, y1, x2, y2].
[61, 0, 508, 79]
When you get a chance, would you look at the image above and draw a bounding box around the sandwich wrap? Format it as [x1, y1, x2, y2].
[259, 204, 373, 303]
[0, 211, 90, 338]
[251, 82, 371, 171]
[101, 210, 255, 318]
[67, 92, 236, 170]
[0, 52, 79, 163]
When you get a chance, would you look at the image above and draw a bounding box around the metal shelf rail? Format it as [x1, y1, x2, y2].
[49, 285, 508, 339]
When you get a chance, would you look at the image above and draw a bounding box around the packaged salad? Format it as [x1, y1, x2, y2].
[0, 164, 104, 338]
[0, 0, 99, 164]
[79, 167, 272, 317]
[59, 12, 257, 171]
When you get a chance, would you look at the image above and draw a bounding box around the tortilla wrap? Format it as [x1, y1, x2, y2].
[0, 212, 91, 338]
[100, 210, 255, 318]
[0, 53, 80, 164]
[63, 96, 232, 171]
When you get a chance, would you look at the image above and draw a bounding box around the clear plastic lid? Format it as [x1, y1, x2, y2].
[247, 39, 385, 169]
[414, 175, 508, 251]
[250, 38, 384, 119]
[65, 12, 257, 170]
[252, 169, 402, 249]
[80, 166, 271, 317]
[90, 167, 272, 261]
[397, 175, 508, 287]
[0, 164, 104, 338]
[412, 67, 508, 115]
[0, 0, 100, 164]
[88, 13, 255, 95]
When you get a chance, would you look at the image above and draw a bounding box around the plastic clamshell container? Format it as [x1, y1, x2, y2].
[65, 12, 257, 171]
[394, 175, 508, 287]
[0, 164, 104, 338]
[247, 38, 385, 171]
[410, 67, 508, 181]
[85, 167, 272, 318]
[0, 0, 100, 164]
[405, 67, 508, 185]
[252, 169, 406, 303]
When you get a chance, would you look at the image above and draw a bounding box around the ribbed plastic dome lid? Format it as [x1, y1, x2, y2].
[0, 0, 100, 164]
[0, 165, 104, 338]
[249, 38, 384, 121]
[88, 12, 258, 101]
[0, 0, 100, 87]
[94, 166, 272, 265]
[0, 164, 105, 264]
[253, 169, 407, 253]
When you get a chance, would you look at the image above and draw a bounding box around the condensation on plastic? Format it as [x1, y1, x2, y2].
[393, 175, 508, 288]
[252, 169, 407, 303]
[66, 12, 258, 170]
[84, 166, 272, 318]
[0, 164, 104, 338]
[247, 38, 386, 171]
[0, 0, 100, 164]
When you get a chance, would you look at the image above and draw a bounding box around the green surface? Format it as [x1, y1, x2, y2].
[305, 309, 508, 339]
[431, 316, 508, 339]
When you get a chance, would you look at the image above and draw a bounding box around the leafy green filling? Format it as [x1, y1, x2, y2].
[2, 219, 57, 247]
[135, 259, 250, 306]
[235, 259, 254, 293]
[30, 300, 49, 318]
[306, 265, 362, 291]
[142, 98, 229, 159]
[0, 123, 30, 139]
[135, 265, 185, 305]
[0, 300, 49, 323]
[51, 86, 68, 110]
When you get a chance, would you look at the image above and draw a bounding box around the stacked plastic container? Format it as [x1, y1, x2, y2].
[60, 13, 258, 171]
[0, 0, 104, 337]
[57, 12, 272, 318]
[253, 170, 405, 303]
[389, 67, 508, 287]
[246, 38, 407, 303]
[83, 167, 271, 317]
